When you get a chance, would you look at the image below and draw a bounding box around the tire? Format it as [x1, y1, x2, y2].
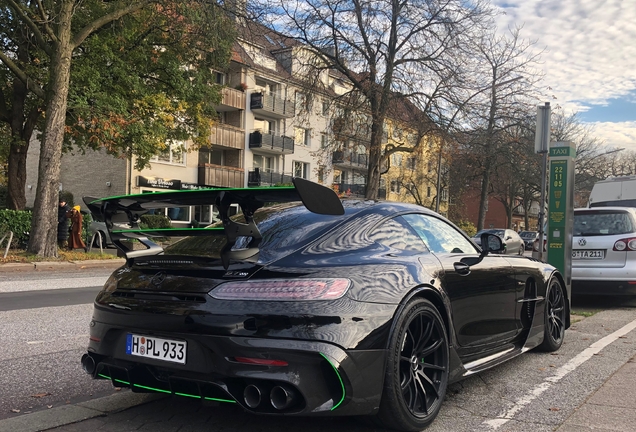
[537, 277, 566, 352]
[518, 246, 524, 255]
[375, 299, 449, 431]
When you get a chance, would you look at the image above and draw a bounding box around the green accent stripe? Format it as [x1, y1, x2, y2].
[111, 227, 224, 233]
[204, 396, 237, 403]
[319, 352, 346, 411]
[97, 373, 236, 403]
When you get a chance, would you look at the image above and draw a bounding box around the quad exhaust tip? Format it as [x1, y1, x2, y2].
[243, 384, 262, 408]
[270, 385, 297, 410]
[81, 354, 96, 375]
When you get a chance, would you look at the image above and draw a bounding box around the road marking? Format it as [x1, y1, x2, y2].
[483, 317, 636, 430]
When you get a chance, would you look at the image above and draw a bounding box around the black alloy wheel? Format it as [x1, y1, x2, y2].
[538, 277, 566, 351]
[376, 299, 449, 431]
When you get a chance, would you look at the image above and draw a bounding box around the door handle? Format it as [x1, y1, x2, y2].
[453, 262, 471, 276]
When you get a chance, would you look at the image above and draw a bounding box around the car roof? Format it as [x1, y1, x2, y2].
[575, 207, 636, 213]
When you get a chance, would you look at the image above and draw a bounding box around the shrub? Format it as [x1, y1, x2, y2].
[454, 220, 477, 237]
[0, 209, 32, 248]
[140, 214, 172, 229]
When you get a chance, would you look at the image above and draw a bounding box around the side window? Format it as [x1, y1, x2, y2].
[402, 214, 478, 254]
[368, 217, 429, 253]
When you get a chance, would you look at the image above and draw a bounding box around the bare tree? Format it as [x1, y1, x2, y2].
[250, 0, 494, 199]
[460, 26, 544, 231]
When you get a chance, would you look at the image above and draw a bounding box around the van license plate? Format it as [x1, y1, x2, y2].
[572, 250, 604, 259]
[126, 334, 186, 364]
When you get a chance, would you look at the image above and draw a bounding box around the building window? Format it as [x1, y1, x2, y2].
[322, 101, 329, 116]
[407, 157, 416, 170]
[294, 161, 309, 179]
[427, 186, 431, 197]
[152, 140, 186, 165]
[215, 72, 225, 85]
[317, 166, 325, 183]
[427, 160, 433, 172]
[254, 117, 275, 133]
[253, 154, 274, 172]
[390, 181, 401, 193]
[295, 127, 309, 146]
[441, 188, 448, 201]
[391, 153, 403, 167]
[321, 133, 328, 148]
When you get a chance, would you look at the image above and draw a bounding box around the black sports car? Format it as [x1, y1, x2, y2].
[80, 178, 569, 431]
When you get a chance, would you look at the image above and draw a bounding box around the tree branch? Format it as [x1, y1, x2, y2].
[35, 0, 57, 41]
[0, 50, 46, 99]
[72, 0, 156, 49]
[6, 0, 53, 55]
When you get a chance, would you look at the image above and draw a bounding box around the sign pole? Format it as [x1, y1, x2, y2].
[535, 102, 551, 261]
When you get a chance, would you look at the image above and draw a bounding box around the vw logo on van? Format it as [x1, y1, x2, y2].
[578, 238, 587, 246]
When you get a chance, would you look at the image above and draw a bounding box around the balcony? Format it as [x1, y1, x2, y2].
[248, 169, 293, 187]
[210, 123, 245, 150]
[332, 150, 369, 170]
[250, 92, 295, 118]
[216, 87, 245, 112]
[332, 117, 372, 141]
[332, 183, 367, 197]
[198, 165, 245, 188]
[249, 130, 294, 155]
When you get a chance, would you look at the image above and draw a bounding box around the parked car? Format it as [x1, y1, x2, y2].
[80, 179, 569, 431]
[572, 207, 636, 296]
[588, 176, 636, 208]
[472, 229, 525, 255]
[519, 230, 539, 250]
[88, 221, 114, 248]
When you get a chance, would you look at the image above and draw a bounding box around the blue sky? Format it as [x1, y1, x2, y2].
[493, 0, 636, 151]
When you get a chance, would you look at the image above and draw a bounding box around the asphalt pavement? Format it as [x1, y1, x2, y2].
[1, 258, 635, 432]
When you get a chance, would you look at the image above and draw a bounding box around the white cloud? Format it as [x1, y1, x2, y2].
[492, 0, 636, 150]
[589, 121, 636, 152]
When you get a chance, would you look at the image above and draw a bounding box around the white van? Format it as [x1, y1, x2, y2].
[589, 176, 636, 208]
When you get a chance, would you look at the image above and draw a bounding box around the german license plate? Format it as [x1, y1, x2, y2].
[126, 334, 186, 364]
[572, 249, 604, 260]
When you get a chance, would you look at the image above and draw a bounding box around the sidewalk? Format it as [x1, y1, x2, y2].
[0, 258, 125, 273]
[557, 354, 636, 432]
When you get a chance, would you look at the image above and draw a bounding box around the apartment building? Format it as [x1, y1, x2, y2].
[25, 21, 443, 222]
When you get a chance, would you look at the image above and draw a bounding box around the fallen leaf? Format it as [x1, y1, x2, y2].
[47, 405, 53, 409]
[539, 367, 546, 371]
[582, 338, 589, 340]
[549, 407, 560, 411]
[550, 364, 556, 367]
[115, 387, 122, 391]
[551, 353, 559, 356]
[619, 336, 627, 339]
[31, 393, 51, 398]
[10, 409, 20, 413]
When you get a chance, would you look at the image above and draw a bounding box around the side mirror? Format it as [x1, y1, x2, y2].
[480, 233, 504, 254]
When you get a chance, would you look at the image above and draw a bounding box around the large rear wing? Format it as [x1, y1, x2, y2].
[83, 178, 344, 267]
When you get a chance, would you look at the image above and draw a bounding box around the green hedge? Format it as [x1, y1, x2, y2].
[0, 209, 32, 248]
[140, 214, 172, 229]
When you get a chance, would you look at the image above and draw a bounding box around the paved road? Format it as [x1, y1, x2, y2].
[0, 270, 116, 421]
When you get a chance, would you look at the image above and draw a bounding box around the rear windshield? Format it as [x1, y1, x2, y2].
[163, 203, 346, 263]
[476, 229, 504, 237]
[519, 231, 536, 238]
[574, 210, 634, 236]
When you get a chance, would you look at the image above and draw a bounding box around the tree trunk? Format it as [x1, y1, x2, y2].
[27, 1, 74, 257]
[6, 142, 28, 210]
[477, 162, 491, 231]
[365, 117, 385, 200]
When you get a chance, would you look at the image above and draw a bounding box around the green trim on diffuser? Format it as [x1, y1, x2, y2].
[319, 352, 346, 410]
[97, 373, 235, 403]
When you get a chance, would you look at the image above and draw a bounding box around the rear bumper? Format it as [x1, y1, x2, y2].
[83, 320, 386, 416]
[572, 280, 636, 296]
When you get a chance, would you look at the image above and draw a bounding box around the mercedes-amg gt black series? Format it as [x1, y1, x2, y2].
[80, 178, 569, 431]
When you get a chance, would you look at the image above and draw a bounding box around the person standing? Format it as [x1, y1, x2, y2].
[57, 199, 70, 249]
[67, 205, 86, 251]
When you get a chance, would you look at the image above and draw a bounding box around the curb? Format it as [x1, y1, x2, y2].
[0, 392, 166, 432]
[0, 259, 125, 273]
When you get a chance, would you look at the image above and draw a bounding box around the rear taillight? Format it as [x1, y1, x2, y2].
[209, 278, 351, 301]
[613, 237, 636, 251]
